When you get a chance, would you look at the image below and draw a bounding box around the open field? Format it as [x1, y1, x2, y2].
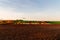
[47, 21, 60, 24]
[0, 24, 60, 40]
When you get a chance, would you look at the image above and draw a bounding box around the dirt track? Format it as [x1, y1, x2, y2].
[0, 24, 60, 40]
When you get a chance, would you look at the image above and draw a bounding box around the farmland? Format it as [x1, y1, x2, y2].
[0, 20, 60, 40]
[0, 24, 60, 40]
[47, 21, 60, 24]
[0, 20, 60, 24]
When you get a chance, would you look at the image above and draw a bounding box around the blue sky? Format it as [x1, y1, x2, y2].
[0, 0, 60, 21]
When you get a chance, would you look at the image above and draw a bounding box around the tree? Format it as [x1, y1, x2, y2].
[2, 21, 7, 24]
[13, 19, 24, 24]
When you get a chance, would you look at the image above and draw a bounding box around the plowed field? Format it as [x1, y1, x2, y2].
[0, 24, 60, 40]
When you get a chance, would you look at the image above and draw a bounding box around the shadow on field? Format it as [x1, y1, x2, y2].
[0, 24, 60, 40]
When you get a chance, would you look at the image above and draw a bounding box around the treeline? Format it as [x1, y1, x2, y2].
[0, 20, 51, 24]
[0, 20, 42, 24]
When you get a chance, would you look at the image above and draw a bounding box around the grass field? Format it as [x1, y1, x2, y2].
[47, 21, 60, 24]
[0, 24, 59, 40]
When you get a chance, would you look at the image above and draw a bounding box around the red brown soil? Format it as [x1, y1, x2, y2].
[0, 24, 60, 40]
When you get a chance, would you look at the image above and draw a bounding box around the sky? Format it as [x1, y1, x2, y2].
[0, 0, 60, 21]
